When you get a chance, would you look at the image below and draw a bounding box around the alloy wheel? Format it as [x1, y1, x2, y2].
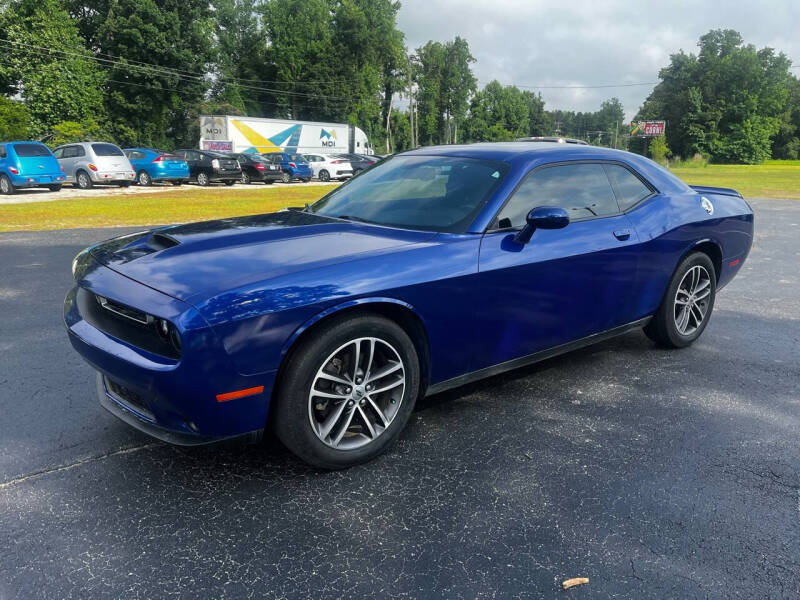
[0, 177, 9, 194]
[197, 172, 209, 186]
[78, 172, 91, 188]
[673, 265, 712, 335]
[308, 337, 406, 450]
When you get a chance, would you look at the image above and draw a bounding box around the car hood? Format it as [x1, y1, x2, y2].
[90, 211, 436, 303]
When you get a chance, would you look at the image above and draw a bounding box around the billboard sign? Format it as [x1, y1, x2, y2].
[630, 120, 665, 137]
[201, 140, 234, 152]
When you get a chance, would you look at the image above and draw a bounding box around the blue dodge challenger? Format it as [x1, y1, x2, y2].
[64, 143, 753, 468]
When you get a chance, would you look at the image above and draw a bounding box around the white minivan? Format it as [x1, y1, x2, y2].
[53, 142, 136, 189]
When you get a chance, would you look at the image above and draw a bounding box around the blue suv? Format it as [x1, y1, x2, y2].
[262, 152, 313, 183]
[0, 141, 64, 194]
[123, 148, 190, 186]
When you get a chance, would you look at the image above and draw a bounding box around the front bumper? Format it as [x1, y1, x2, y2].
[64, 263, 277, 444]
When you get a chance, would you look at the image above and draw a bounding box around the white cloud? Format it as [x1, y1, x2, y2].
[397, 0, 800, 121]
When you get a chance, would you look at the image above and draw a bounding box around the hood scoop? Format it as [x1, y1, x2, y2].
[148, 232, 180, 251]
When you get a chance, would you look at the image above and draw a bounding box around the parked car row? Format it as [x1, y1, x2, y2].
[0, 140, 381, 195]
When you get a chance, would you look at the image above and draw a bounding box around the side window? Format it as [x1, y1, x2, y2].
[52, 147, 63, 159]
[0, 145, 6, 159]
[604, 164, 653, 211]
[62, 146, 75, 159]
[74, 146, 86, 157]
[495, 163, 620, 228]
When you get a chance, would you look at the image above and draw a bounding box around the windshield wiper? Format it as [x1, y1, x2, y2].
[336, 214, 375, 225]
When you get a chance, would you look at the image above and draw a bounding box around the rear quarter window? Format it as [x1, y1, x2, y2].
[13, 143, 51, 157]
[604, 164, 653, 211]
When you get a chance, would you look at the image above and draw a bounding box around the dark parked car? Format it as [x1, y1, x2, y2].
[335, 153, 378, 174]
[227, 153, 282, 185]
[261, 152, 313, 183]
[64, 143, 753, 469]
[173, 149, 241, 186]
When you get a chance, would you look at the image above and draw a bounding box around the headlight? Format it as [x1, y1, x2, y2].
[71, 248, 91, 280]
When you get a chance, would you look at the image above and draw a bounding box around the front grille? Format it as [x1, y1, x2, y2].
[77, 287, 181, 359]
[105, 376, 154, 419]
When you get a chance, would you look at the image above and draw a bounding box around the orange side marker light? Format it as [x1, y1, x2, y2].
[216, 385, 264, 403]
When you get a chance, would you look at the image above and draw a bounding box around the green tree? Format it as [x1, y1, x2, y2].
[648, 135, 670, 164]
[0, 0, 106, 137]
[0, 96, 30, 139]
[79, 0, 216, 148]
[49, 118, 110, 147]
[414, 37, 476, 145]
[636, 29, 792, 163]
[464, 81, 529, 142]
[522, 90, 549, 136]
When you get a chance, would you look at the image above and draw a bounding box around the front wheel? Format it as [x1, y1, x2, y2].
[196, 172, 210, 186]
[273, 314, 420, 469]
[224, 179, 236, 186]
[318, 169, 330, 182]
[48, 184, 62, 192]
[241, 172, 251, 184]
[644, 252, 716, 348]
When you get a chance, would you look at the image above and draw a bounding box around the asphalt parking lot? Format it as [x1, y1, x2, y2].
[1, 198, 798, 598]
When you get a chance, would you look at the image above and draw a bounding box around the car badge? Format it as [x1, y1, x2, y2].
[700, 197, 713, 215]
[38, 164, 43, 169]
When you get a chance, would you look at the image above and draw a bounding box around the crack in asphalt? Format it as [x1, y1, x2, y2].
[0, 443, 159, 490]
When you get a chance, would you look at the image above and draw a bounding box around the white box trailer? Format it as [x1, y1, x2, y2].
[198, 115, 374, 155]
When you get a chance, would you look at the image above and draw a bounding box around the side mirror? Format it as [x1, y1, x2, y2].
[513, 206, 569, 244]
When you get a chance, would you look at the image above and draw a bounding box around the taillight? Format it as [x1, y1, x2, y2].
[60, 165, 65, 173]
[254, 164, 266, 171]
[88, 163, 98, 171]
[152, 155, 165, 163]
[289, 162, 296, 168]
[211, 159, 220, 169]
[8, 166, 18, 174]
[331, 160, 344, 164]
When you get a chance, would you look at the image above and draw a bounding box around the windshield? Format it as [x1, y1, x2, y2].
[13, 143, 51, 157]
[310, 155, 509, 233]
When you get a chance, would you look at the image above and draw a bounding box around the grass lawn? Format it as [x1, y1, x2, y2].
[670, 160, 800, 199]
[0, 185, 332, 232]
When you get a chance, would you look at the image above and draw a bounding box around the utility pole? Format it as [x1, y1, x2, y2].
[407, 55, 415, 148]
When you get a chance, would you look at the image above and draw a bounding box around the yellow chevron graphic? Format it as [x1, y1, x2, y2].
[232, 120, 280, 151]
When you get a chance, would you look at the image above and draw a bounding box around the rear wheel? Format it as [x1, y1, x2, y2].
[196, 172, 210, 186]
[224, 179, 236, 186]
[48, 184, 62, 192]
[319, 169, 330, 182]
[302, 178, 311, 183]
[273, 314, 420, 469]
[644, 252, 716, 348]
[281, 171, 291, 184]
[76, 170, 92, 189]
[0, 174, 16, 195]
[137, 170, 152, 186]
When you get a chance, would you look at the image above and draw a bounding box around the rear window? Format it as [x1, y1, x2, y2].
[290, 154, 308, 163]
[13, 143, 51, 157]
[91, 143, 124, 157]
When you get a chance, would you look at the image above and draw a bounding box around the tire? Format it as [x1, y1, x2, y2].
[281, 171, 291, 184]
[265, 180, 274, 185]
[172, 180, 183, 186]
[224, 179, 236, 186]
[273, 314, 420, 469]
[302, 178, 311, 183]
[76, 170, 92, 189]
[319, 169, 330, 182]
[241, 172, 251, 184]
[137, 170, 152, 186]
[48, 184, 62, 192]
[0, 174, 16, 195]
[118, 181, 132, 188]
[644, 252, 716, 348]
[196, 172, 210, 186]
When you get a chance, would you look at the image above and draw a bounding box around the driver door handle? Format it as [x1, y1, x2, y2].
[613, 229, 631, 241]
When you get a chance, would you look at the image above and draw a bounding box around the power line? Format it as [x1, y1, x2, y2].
[479, 80, 659, 90]
[0, 39, 365, 99]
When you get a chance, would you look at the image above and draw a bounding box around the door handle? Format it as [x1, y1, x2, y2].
[613, 229, 631, 241]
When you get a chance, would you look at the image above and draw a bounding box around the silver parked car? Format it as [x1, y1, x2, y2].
[302, 153, 354, 181]
[53, 142, 136, 189]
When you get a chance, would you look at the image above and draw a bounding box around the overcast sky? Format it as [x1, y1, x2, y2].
[397, 0, 800, 121]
